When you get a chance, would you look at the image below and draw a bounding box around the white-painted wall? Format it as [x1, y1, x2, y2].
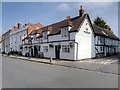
[48, 30, 75, 42]
[40, 41, 75, 60]
[48, 34, 69, 42]
[25, 18, 96, 60]
[75, 18, 95, 60]
[10, 26, 28, 52]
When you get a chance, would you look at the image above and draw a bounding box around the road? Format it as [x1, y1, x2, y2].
[2, 56, 118, 88]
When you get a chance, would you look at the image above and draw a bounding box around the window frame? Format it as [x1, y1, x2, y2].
[43, 46, 48, 52]
[43, 31, 47, 40]
[100, 46, 103, 51]
[61, 27, 68, 37]
[100, 37, 104, 43]
[62, 45, 70, 53]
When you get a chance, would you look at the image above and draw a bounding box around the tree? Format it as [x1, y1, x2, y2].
[94, 17, 110, 30]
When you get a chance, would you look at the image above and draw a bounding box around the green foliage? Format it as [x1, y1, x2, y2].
[94, 17, 110, 29]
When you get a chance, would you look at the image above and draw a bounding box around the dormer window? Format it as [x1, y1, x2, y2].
[43, 31, 47, 40]
[61, 27, 68, 37]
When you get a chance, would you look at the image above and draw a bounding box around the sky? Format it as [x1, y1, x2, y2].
[1, 0, 120, 2]
[118, 2, 120, 38]
[2, 2, 119, 37]
[0, 2, 1, 36]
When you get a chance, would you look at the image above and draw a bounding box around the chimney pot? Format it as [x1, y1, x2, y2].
[18, 22, 21, 29]
[80, 5, 83, 10]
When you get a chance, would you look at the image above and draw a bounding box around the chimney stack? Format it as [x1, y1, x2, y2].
[67, 16, 71, 20]
[79, 5, 85, 17]
[108, 27, 113, 33]
[25, 22, 30, 26]
[14, 25, 17, 29]
[18, 22, 21, 29]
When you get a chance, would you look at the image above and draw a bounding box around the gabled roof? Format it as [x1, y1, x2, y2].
[93, 24, 119, 40]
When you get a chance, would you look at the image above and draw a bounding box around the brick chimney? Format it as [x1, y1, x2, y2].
[18, 22, 21, 29]
[79, 5, 85, 17]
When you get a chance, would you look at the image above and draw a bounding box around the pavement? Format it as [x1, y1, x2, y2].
[2, 54, 120, 75]
[2, 56, 118, 88]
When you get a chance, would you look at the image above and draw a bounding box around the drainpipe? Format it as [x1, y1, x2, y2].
[74, 42, 78, 61]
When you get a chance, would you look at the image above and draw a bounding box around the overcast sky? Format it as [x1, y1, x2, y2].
[1, 2, 119, 37]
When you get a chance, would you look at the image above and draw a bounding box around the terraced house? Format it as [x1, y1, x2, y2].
[10, 22, 43, 55]
[22, 6, 119, 60]
[4, 30, 10, 54]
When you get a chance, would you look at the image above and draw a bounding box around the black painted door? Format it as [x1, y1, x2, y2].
[55, 45, 60, 59]
[34, 46, 38, 57]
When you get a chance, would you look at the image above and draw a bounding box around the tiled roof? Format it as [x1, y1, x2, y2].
[93, 24, 119, 40]
[30, 14, 88, 37]
[29, 13, 119, 41]
[28, 23, 43, 35]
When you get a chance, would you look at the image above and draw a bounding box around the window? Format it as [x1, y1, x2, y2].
[100, 37, 104, 43]
[11, 38, 13, 44]
[40, 38, 43, 43]
[15, 37, 17, 43]
[20, 35, 21, 41]
[34, 37, 36, 41]
[43, 32, 47, 40]
[62, 45, 70, 53]
[38, 46, 40, 51]
[61, 27, 68, 37]
[98, 36, 100, 40]
[100, 46, 103, 51]
[43, 46, 48, 52]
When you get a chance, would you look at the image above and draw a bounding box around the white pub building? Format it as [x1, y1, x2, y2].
[22, 6, 119, 60]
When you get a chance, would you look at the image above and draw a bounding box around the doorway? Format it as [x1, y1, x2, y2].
[34, 46, 38, 57]
[114, 48, 116, 54]
[55, 45, 60, 59]
[31, 48, 33, 57]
